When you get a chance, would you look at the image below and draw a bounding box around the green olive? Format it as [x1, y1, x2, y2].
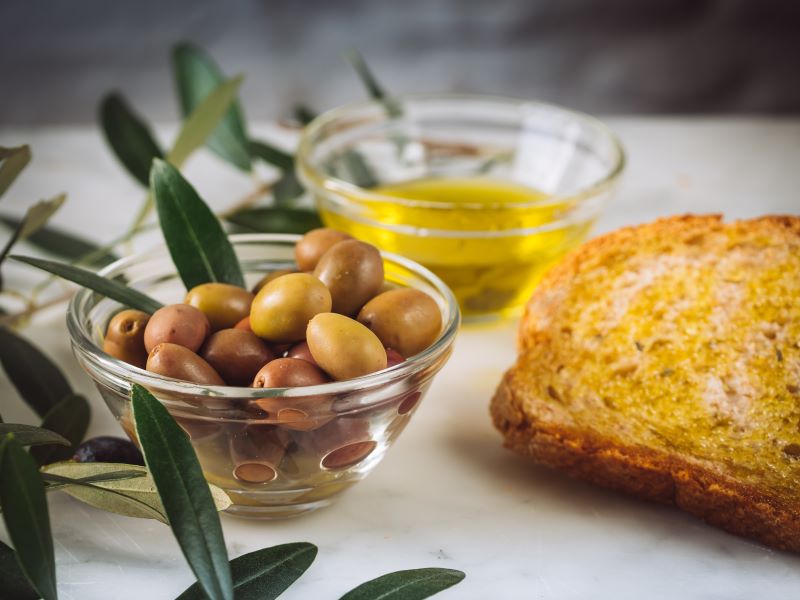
[306, 313, 387, 380]
[146, 342, 224, 385]
[294, 228, 352, 272]
[357, 288, 442, 357]
[313, 240, 384, 316]
[103, 309, 150, 369]
[252, 357, 330, 388]
[250, 273, 332, 343]
[143, 304, 210, 354]
[200, 329, 274, 386]
[251, 269, 296, 294]
[184, 283, 254, 331]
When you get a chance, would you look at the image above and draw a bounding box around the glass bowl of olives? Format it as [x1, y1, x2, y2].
[67, 232, 459, 519]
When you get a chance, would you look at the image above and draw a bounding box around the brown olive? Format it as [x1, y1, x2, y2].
[252, 357, 330, 388]
[313, 240, 384, 316]
[184, 283, 254, 331]
[306, 313, 387, 380]
[287, 340, 318, 366]
[251, 269, 297, 294]
[294, 228, 352, 272]
[357, 288, 442, 357]
[103, 309, 150, 368]
[146, 342, 224, 385]
[250, 273, 332, 343]
[385, 347, 406, 368]
[234, 316, 251, 331]
[143, 304, 210, 354]
[201, 329, 274, 386]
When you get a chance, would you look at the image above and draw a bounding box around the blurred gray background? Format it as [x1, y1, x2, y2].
[1, 0, 799, 124]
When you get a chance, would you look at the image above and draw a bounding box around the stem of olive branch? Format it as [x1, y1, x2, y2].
[0, 179, 275, 328]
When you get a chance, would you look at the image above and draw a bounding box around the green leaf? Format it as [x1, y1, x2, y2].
[273, 170, 305, 206]
[225, 207, 322, 235]
[0, 435, 58, 600]
[0, 194, 66, 265]
[176, 543, 317, 600]
[99, 93, 164, 186]
[0, 326, 72, 418]
[0, 145, 32, 200]
[151, 159, 245, 289]
[0, 213, 118, 267]
[131, 384, 233, 600]
[292, 104, 317, 126]
[0, 539, 38, 600]
[172, 43, 251, 171]
[338, 151, 379, 188]
[343, 49, 400, 117]
[9, 255, 163, 314]
[248, 139, 294, 172]
[0, 424, 70, 448]
[340, 568, 465, 600]
[30, 394, 90, 465]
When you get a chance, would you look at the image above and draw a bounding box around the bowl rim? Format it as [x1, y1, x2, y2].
[296, 91, 626, 213]
[66, 233, 460, 400]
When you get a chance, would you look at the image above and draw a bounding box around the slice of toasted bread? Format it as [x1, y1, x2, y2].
[491, 215, 800, 551]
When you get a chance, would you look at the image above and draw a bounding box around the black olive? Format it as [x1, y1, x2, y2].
[72, 436, 145, 466]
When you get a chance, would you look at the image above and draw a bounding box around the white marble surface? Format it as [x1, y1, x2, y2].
[1, 118, 800, 599]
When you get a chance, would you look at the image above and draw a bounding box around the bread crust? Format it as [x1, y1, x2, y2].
[491, 214, 800, 552]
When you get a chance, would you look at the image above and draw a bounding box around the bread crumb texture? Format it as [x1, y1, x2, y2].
[492, 215, 800, 550]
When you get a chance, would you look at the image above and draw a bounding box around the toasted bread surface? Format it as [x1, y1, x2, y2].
[491, 215, 800, 551]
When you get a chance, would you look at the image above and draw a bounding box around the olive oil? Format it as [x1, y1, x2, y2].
[318, 177, 594, 320]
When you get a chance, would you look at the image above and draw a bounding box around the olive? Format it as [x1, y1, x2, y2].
[73, 436, 144, 466]
[103, 309, 150, 369]
[146, 342, 225, 385]
[250, 273, 332, 343]
[294, 228, 352, 272]
[143, 304, 210, 354]
[251, 269, 296, 295]
[385, 347, 406, 368]
[357, 288, 442, 357]
[201, 329, 274, 386]
[313, 240, 384, 316]
[184, 282, 254, 331]
[252, 357, 330, 388]
[287, 340, 318, 366]
[306, 313, 387, 380]
[234, 315, 252, 331]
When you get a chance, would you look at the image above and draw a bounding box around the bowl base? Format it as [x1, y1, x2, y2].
[223, 498, 333, 520]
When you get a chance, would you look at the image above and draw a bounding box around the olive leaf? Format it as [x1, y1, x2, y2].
[151, 159, 245, 289]
[10, 254, 163, 314]
[0, 214, 118, 266]
[249, 140, 304, 206]
[0, 194, 66, 266]
[42, 462, 232, 523]
[131, 384, 233, 600]
[168, 74, 246, 168]
[336, 151, 379, 188]
[100, 93, 165, 186]
[339, 568, 466, 600]
[0, 423, 70, 448]
[292, 104, 317, 126]
[248, 140, 294, 172]
[0, 145, 32, 199]
[0, 326, 73, 418]
[30, 394, 90, 465]
[0, 435, 58, 600]
[173, 43, 251, 171]
[343, 49, 401, 117]
[176, 543, 318, 600]
[0, 539, 38, 600]
[225, 207, 322, 235]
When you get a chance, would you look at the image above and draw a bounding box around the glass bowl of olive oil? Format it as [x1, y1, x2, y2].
[297, 94, 625, 321]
